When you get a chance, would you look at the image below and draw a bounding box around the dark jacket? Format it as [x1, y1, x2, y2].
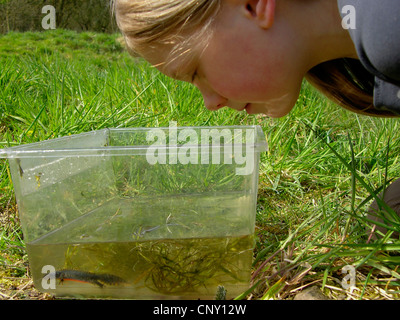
[338, 0, 400, 113]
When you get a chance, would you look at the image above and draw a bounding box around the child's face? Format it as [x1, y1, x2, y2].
[143, 1, 309, 118]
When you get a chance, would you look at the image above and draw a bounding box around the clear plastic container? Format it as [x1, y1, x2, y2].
[0, 125, 267, 299]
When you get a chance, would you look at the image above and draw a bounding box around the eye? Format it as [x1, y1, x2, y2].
[191, 70, 198, 83]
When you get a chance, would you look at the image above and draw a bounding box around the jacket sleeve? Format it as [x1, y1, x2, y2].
[338, 0, 400, 113]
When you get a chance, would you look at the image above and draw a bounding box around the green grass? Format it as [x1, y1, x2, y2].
[1, 29, 400, 300]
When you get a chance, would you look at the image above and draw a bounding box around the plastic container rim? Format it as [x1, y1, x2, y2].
[0, 126, 268, 158]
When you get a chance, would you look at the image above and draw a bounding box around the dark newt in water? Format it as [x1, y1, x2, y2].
[54, 270, 126, 288]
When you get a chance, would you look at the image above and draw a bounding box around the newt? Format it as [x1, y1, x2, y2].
[54, 269, 126, 288]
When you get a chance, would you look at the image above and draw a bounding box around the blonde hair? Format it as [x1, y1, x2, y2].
[113, 0, 221, 62]
[113, 0, 398, 118]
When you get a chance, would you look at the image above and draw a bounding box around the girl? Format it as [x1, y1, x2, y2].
[113, 0, 400, 237]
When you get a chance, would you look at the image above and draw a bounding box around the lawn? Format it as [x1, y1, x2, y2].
[1, 29, 400, 300]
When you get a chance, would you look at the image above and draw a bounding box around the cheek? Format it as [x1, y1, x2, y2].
[201, 38, 282, 102]
[204, 58, 277, 102]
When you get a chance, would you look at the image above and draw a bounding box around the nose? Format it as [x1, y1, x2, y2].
[197, 86, 228, 111]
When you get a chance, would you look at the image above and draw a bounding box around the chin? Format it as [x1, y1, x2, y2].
[266, 110, 291, 118]
[254, 105, 293, 118]
[263, 97, 298, 118]
[245, 94, 296, 117]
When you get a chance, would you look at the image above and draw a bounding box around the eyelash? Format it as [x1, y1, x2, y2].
[191, 70, 197, 83]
